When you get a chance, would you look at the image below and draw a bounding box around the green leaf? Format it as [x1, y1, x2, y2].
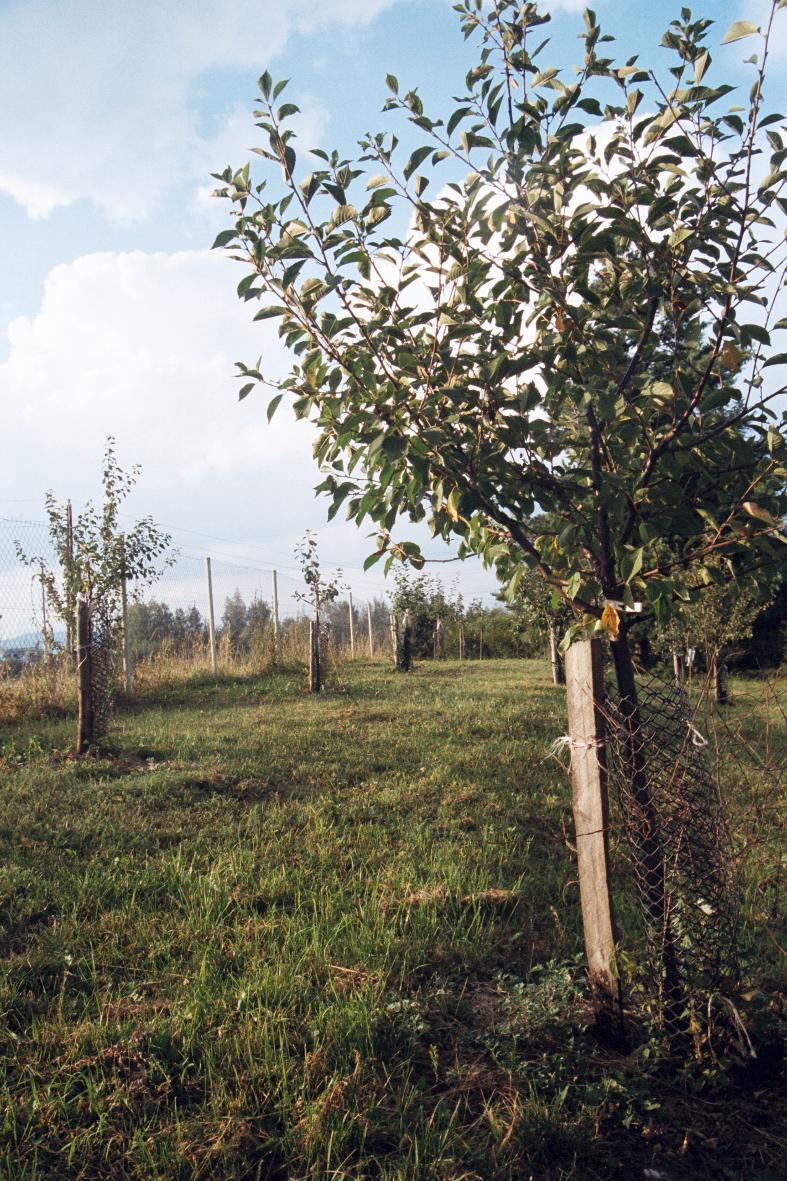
[364, 551, 384, 571]
[565, 572, 582, 601]
[267, 393, 283, 420]
[694, 51, 710, 84]
[447, 107, 471, 136]
[404, 146, 432, 181]
[211, 229, 237, 249]
[721, 20, 759, 45]
[669, 225, 693, 248]
[238, 383, 255, 402]
[259, 71, 273, 98]
[253, 305, 288, 320]
[740, 323, 770, 348]
[763, 352, 787, 368]
[386, 74, 399, 94]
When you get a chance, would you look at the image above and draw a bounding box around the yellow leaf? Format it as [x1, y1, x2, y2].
[743, 501, 778, 525]
[600, 602, 620, 638]
[719, 342, 743, 373]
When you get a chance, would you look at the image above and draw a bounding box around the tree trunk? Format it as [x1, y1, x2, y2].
[712, 649, 729, 704]
[610, 627, 686, 1034]
[549, 625, 565, 685]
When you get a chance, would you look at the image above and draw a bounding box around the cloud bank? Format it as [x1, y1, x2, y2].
[0, 0, 395, 223]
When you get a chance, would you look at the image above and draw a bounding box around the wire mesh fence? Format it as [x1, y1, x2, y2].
[0, 517, 401, 674]
[605, 668, 740, 1034]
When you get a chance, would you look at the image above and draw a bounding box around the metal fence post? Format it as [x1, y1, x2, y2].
[205, 556, 218, 675]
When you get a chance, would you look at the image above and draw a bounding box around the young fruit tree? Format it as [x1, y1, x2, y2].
[294, 531, 344, 691]
[17, 440, 172, 749]
[214, 0, 787, 1026]
[214, 0, 786, 698]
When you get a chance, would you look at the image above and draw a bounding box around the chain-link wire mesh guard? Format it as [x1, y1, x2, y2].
[605, 672, 739, 1024]
[88, 601, 121, 743]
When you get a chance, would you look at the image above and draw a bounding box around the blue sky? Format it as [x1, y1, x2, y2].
[0, 0, 782, 603]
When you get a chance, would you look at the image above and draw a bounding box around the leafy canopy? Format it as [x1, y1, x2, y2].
[214, 1, 787, 638]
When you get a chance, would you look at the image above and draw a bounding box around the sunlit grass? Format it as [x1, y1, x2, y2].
[0, 659, 783, 1179]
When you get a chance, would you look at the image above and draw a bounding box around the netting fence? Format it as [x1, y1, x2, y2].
[0, 516, 402, 674]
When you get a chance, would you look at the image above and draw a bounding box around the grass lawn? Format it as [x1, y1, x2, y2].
[0, 658, 784, 1179]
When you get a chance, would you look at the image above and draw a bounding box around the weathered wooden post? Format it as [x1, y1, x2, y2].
[390, 613, 398, 666]
[76, 596, 93, 754]
[549, 625, 565, 686]
[205, 556, 218, 675]
[458, 618, 465, 661]
[565, 638, 626, 1046]
[272, 569, 280, 662]
[367, 602, 374, 658]
[433, 615, 445, 659]
[348, 592, 355, 660]
[672, 650, 686, 688]
[478, 623, 484, 660]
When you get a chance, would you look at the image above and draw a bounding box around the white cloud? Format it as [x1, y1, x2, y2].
[0, 249, 322, 544]
[0, 0, 395, 223]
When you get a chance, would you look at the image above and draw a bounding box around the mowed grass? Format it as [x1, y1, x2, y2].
[0, 659, 784, 1180]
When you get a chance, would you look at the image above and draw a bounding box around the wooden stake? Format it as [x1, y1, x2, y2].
[348, 592, 355, 660]
[565, 638, 625, 1046]
[40, 573, 49, 662]
[672, 651, 686, 688]
[76, 597, 92, 754]
[65, 500, 74, 660]
[367, 602, 374, 658]
[205, 557, 218, 675]
[458, 619, 465, 661]
[272, 569, 280, 661]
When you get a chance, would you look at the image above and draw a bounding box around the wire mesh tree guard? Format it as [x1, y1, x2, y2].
[605, 669, 740, 1035]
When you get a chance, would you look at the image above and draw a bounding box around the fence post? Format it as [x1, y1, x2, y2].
[390, 613, 398, 666]
[348, 591, 355, 660]
[565, 638, 626, 1046]
[672, 650, 686, 688]
[367, 602, 374, 658]
[76, 596, 93, 754]
[120, 539, 132, 695]
[272, 569, 280, 662]
[65, 499, 74, 660]
[434, 615, 445, 659]
[479, 623, 484, 660]
[459, 618, 465, 661]
[549, 625, 565, 686]
[205, 556, 218, 675]
[40, 573, 49, 662]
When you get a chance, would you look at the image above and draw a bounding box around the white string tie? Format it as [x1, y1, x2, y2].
[546, 734, 605, 760]
[687, 722, 708, 748]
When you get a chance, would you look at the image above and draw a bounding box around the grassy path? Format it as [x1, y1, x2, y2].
[0, 660, 783, 1179]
